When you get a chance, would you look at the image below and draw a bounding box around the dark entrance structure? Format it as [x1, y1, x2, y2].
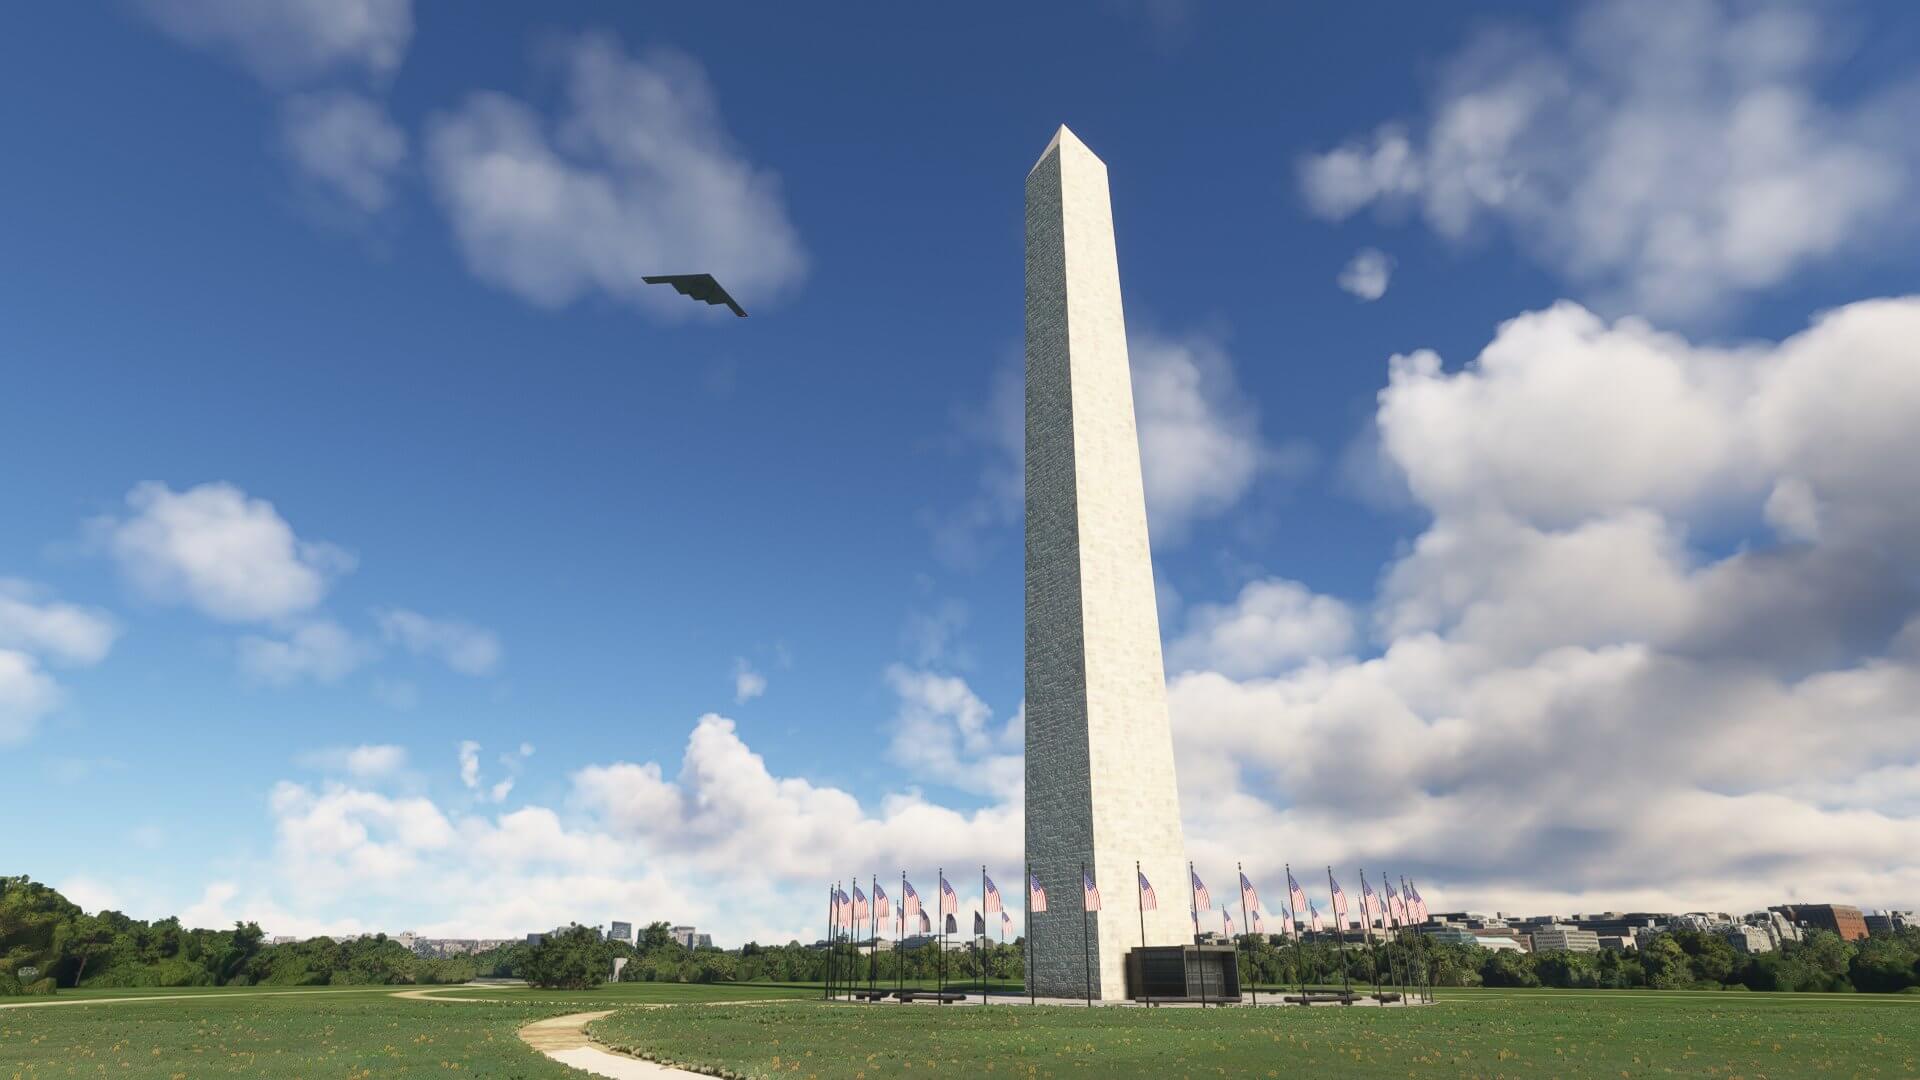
[1125, 944, 1240, 1003]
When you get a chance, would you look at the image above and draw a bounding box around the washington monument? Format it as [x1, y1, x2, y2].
[1024, 126, 1191, 1000]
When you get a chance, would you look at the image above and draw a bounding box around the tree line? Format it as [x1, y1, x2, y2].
[11, 875, 1917, 996]
[1241, 926, 1920, 994]
[3, 877, 481, 994]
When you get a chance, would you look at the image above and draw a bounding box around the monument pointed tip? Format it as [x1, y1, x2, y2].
[1030, 124, 1099, 175]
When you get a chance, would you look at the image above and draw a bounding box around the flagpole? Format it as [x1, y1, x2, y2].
[1080, 861, 1092, 1007]
[898, 870, 907, 997]
[1186, 861, 1208, 1008]
[1025, 861, 1035, 1006]
[1404, 879, 1421, 1004]
[1327, 866, 1352, 1000]
[1402, 875, 1426, 1004]
[980, 865, 988, 1006]
[1384, 875, 1407, 1006]
[1286, 864, 1306, 1004]
[1238, 862, 1255, 1006]
[1135, 861, 1150, 1007]
[936, 867, 945, 1002]
[1359, 868, 1380, 1000]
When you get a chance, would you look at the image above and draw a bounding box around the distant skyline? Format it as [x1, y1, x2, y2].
[4, 0, 1920, 943]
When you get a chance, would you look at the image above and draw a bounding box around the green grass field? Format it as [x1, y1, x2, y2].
[0, 982, 805, 1079]
[590, 988, 1920, 1079]
[4, 983, 1917, 1079]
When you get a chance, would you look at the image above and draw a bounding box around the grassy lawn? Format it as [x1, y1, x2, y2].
[5, 982, 1917, 1078]
[0, 982, 807, 1078]
[590, 987, 1920, 1079]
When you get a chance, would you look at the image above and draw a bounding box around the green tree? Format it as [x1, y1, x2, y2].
[1480, 949, 1540, 987]
[523, 925, 610, 989]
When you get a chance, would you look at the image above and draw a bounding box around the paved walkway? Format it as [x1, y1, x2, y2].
[518, 1010, 698, 1079]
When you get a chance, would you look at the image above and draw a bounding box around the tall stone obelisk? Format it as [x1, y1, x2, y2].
[1024, 126, 1191, 1001]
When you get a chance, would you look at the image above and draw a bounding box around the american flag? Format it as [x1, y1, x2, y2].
[1029, 872, 1048, 913]
[1308, 898, 1324, 933]
[918, 909, 931, 934]
[852, 885, 869, 925]
[973, 911, 985, 935]
[874, 885, 891, 921]
[1083, 870, 1102, 912]
[1329, 873, 1349, 920]
[903, 879, 921, 921]
[1223, 908, 1235, 936]
[1408, 880, 1428, 922]
[939, 874, 958, 917]
[1281, 909, 1296, 936]
[1138, 871, 1157, 911]
[1287, 870, 1308, 916]
[1002, 909, 1013, 936]
[1239, 872, 1260, 913]
[984, 874, 1002, 914]
[1191, 869, 1212, 910]
[1251, 908, 1265, 934]
[835, 888, 852, 929]
[1360, 872, 1379, 926]
[1384, 880, 1406, 925]
[945, 912, 958, 935]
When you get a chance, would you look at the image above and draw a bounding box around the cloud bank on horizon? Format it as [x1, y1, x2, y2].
[23, 0, 1920, 942]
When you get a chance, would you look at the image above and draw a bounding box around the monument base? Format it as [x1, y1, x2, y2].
[1125, 944, 1240, 1002]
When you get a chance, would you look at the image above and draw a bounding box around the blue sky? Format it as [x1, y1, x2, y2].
[5, 0, 1920, 943]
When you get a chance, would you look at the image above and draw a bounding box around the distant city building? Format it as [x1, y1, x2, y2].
[1595, 934, 1637, 952]
[1722, 924, 1774, 954]
[527, 933, 545, 945]
[409, 938, 512, 958]
[1570, 913, 1667, 938]
[1861, 911, 1912, 936]
[671, 925, 698, 949]
[396, 931, 417, 951]
[1528, 925, 1600, 953]
[1669, 912, 1735, 933]
[1422, 926, 1529, 952]
[608, 921, 633, 945]
[1772, 904, 1870, 942]
[1743, 910, 1801, 950]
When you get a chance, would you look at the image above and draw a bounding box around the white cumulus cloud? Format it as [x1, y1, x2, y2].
[884, 666, 1022, 799]
[1171, 293, 1920, 916]
[0, 580, 119, 667]
[237, 620, 372, 685]
[135, 0, 413, 86]
[1299, 0, 1920, 320]
[1336, 248, 1394, 301]
[99, 482, 353, 623]
[425, 35, 806, 317]
[1165, 578, 1357, 679]
[732, 658, 767, 703]
[0, 650, 60, 746]
[1132, 333, 1309, 546]
[281, 91, 407, 212]
[377, 609, 501, 676]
